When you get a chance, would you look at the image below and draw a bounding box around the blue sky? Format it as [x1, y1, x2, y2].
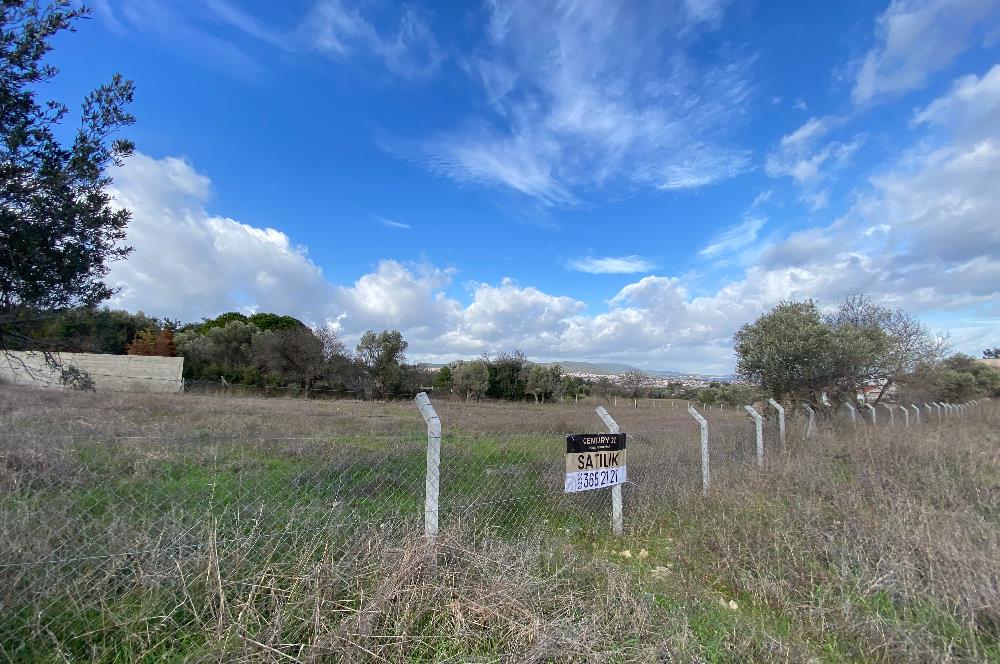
[48, 0, 1000, 372]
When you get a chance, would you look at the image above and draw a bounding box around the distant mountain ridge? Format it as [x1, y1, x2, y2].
[537, 360, 717, 379]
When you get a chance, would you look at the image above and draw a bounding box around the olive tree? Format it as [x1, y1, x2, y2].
[619, 369, 650, 401]
[253, 327, 345, 396]
[525, 364, 561, 403]
[734, 301, 844, 405]
[826, 294, 946, 404]
[356, 330, 408, 398]
[451, 359, 489, 401]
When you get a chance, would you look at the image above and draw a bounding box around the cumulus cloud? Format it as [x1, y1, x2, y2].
[107, 110, 999, 373]
[851, 0, 1000, 104]
[565, 256, 657, 274]
[107, 154, 333, 323]
[415, 0, 753, 206]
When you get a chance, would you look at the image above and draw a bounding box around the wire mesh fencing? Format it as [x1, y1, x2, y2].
[0, 386, 987, 659]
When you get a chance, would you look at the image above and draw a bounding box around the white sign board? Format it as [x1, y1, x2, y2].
[564, 433, 627, 493]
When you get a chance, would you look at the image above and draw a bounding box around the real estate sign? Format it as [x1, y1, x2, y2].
[564, 433, 627, 493]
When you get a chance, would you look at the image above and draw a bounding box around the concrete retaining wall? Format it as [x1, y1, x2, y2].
[0, 351, 184, 393]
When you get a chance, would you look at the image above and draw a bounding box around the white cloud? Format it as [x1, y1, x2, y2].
[415, 0, 752, 205]
[765, 116, 865, 210]
[801, 189, 830, 211]
[766, 116, 864, 184]
[107, 0, 443, 80]
[108, 0, 264, 78]
[565, 256, 658, 274]
[107, 115, 1000, 372]
[108, 154, 333, 324]
[698, 216, 767, 258]
[331, 261, 458, 337]
[750, 189, 772, 208]
[305, 0, 443, 79]
[851, 0, 1000, 104]
[912, 64, 1000, 139]
[683, 0, 730, 24]
[376, 217, 411, 230]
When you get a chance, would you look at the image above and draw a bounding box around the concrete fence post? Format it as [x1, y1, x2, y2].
[881, 403, 895, 426]
[415, 392, 441, 539]
[767, 398, 785, 445]
[844, 402, 857, 425]
[745, 405, 764, 467]
[688, 405, 710, 497]
[910, 404, 920, 425]
[934, 402, 943, 421]
[900, 404, 909, 427]
[595, 406, 623, 536]
[802, 403, 816, 439]
[866, 404, 877, 425]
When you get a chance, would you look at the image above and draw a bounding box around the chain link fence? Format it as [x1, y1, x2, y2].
[0, 387, 985, 659]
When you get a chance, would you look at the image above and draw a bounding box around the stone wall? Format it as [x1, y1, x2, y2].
[0, 352, 184, 393]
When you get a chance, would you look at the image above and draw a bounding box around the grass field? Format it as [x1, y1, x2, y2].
[1, 387, 998, 662]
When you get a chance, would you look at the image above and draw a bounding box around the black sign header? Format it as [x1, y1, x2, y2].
[565, 433, 626, 454]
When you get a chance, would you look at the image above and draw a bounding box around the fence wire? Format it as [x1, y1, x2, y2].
[0, 388, 984, 660]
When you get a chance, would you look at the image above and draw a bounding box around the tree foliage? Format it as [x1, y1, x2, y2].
[356, 330, 408, 398]
[451, 360, 490, 401]
[485, 350, 527, 400]
[192, 311, 304, 335]
[525, 364, 562, 403]
[826, 294, 945, 403]
[735, 295, 946, 406]
[619, 369, 650, 399]
[126, 328, 176, 357]
[176, 321, 260, 381]
[433, 364, 453, 393]
[252, 327, 345, 395]
[734, 301, 842, 404]
[12, 307, 162, 354]
[1, 1, 135, 350]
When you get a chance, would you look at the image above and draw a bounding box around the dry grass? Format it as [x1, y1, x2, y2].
[1, 386, 998, 662]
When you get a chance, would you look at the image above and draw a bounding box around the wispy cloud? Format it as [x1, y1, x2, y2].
[204, 0, 291, 50]
[750, 189, 772, 208]
[304, 0, 443, 79]
[102, 0, 442, 81]
[699, 216, 767, 258]
[565, 255, 657, 274]
[415, 0, 753, 206]
[108, 0, 264, 78]
[765, 115, 865, 209]
[376, 216, 411, 230]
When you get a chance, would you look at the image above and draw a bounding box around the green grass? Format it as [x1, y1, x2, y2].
[2, 392, 999, 661]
